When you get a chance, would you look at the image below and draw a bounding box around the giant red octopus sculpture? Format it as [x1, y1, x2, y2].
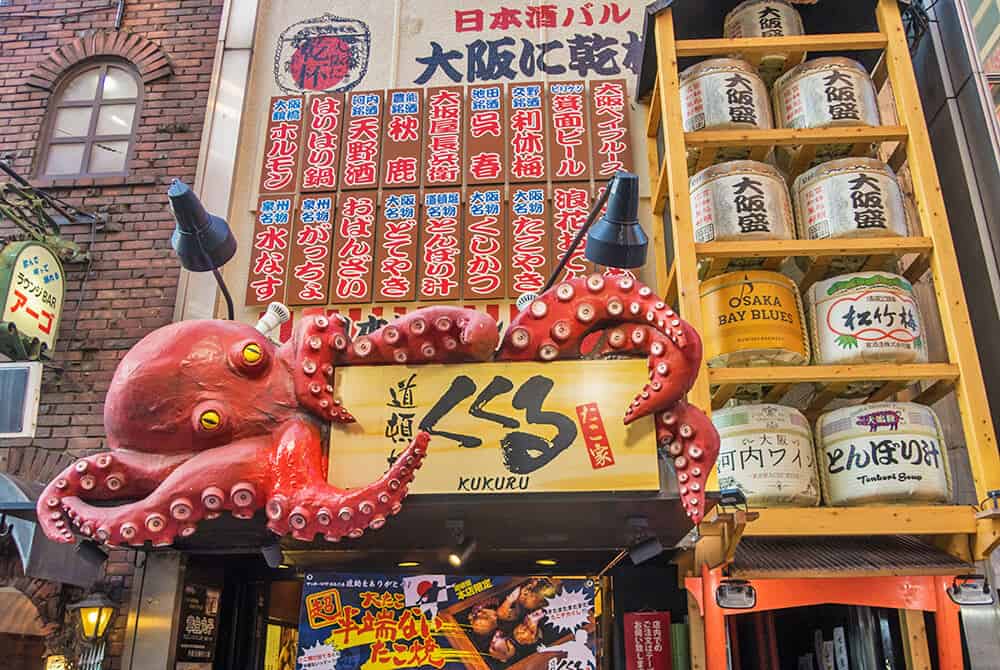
[37, 274, 719, 547]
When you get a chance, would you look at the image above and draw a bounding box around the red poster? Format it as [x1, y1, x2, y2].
[259, 96, 304, 195]
[508, 83, 547, 183]
[382, 89, 423, 188]
[624, 612, 673, 670]
[424, 86, 464, 186]
[552, 184, 596, 282]
[508, 184, 550, 299]
[576, 402, 615, 469]
[246, 196, 294, 306]
[340, 91, 383, 190]
[300, 93, 344, 192]
[330, 191, 377, 303]
[463, 186, 506, 300]
[374, 190, 420, 302]
[286, 194, 334, 305]
[465, 84, 506, 185]
[548, 81, 592, 180]
[590, 79, 634, 178]
[418, 189, 462, 301]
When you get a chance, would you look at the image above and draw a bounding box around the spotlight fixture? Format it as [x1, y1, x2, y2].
[261, 543, 284, 569]
[716, 579, 757, 610]
[448, 538, 477, 568]
[719, 488, 748, 509]
[75, 539, 109, 568]
[949, 574, 994, 606]
[628, 537, 665, 566]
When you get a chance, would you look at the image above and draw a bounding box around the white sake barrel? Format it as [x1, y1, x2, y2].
[723, 0, 805, 85]
[713, 403, 820, 506]
[691, 161, 795, 243]
[807, 272, 928, 365]
[816, 402, 952, 505]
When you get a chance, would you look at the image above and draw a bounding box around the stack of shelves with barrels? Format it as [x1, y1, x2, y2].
[643, 0, 1000, 556]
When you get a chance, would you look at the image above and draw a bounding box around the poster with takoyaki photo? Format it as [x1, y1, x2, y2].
[296, 573, 598, 670]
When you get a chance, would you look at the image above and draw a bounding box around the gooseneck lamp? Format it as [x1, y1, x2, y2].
[68, 593, 118, 642]
[168, 179, 238, 319]
[542, 171, 648, 293]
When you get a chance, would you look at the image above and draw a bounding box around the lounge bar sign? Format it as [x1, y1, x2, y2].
[246, 83, 632, 307]
[328, 359, 658, 494]
[0, 241, 65, 358]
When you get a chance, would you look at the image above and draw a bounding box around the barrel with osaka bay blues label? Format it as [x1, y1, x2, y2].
[816, 402, 951, 505]
[723, 0, 805, 85]
[700, 270, 810, 367]
[807, 272, 928, 365]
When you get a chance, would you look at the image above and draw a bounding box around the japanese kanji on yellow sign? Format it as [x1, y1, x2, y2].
[328, 359, 659, 493]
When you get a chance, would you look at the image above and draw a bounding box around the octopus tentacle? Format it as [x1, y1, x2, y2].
[655, 401, 719, 523]
[343, 307, 499, 366]
[37, 450, 195, 543]
[284, 309, 356, 425]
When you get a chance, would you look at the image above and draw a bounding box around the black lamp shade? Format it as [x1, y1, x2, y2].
[585, 171, 648, 269]
[169, 179, 237, 272]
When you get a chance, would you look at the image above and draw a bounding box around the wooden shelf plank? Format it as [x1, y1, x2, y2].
[676, 33, 887, 57]
[685, 125, 908, 148]
[742, 505, 976, 537]
[709, 363, 958, 385]
[695, 236, 932, 260]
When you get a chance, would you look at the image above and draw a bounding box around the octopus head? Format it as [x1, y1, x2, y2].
[104, 320, 299, 453]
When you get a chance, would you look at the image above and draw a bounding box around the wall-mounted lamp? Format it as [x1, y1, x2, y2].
[448, 538, 477, 568]
[949, 574, 994, 606]
[261, 542, 284, 569]
[716, 578, 757, 610]
[68, 592, 118, 643]
[168, 179, 238, 319]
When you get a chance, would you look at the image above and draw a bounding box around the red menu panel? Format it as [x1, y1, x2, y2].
[624, 612, 673, 670]
[463, 186, 506, 300]
[300, 94, 344, 192]
[329, 190, 377, 303]
[508, 83, 547, 184]
[340, 91, 383, 190]
[552, 184, 596, 282]
[590, 79, 634, 177]
[418, 188, 463, 301]
[548, 81, 592, 180]
[382, 89, 423, 188]
[508, 184, 550, 298]
[246, 196, 294, 306]
[286, 194, 334, 305]
[465, 84, 506, 185]
[374, 190, 420, 302]
[423, 86, 464, 186]
[259, 96, 304, 195]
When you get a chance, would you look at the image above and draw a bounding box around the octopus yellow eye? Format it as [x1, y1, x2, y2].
[199, 410, 221, 430]
[242, 343, 263, 365]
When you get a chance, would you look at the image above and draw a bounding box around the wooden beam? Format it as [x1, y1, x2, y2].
[685, 125, 909, 148]
[675, 33, 888, 57]
[710, 363, 958, 385]
[900, 609, 933, 670]
[746, 505, 977, 537]
[695, 236, 932, 259]
[646, 75, 661, 138]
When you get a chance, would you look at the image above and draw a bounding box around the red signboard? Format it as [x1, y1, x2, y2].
[418, 188, 462, 301]
[548, 81, 592, 180]
[246, 196, 294, 306]
[577, 402, 615, 469]
[590, 79, 633, 177]
[374, 190, 420, 302]
[508, 184, 550, 299]
[286, 194, 334, 305]
[382, 89, 423, 188]
[259, 96, 304, 195]
[552, 184, 595, 282]
[330, 190, 377, 303]
[340, 91, 383, 190]
[465, 84, 506, 185]
[463, 186, 506, 300]
[424, 86, 464, 186]
[300, 93, 344, 192]
[508, 83, 547, 183]
[624, 612, 673, 670]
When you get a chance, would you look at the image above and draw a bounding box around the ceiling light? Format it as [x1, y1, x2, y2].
[535, 559, 558, 566]
[447, 538, 477, 568]
[397, 561, 421, 568]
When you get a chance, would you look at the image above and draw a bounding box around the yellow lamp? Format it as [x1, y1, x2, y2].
[44, 655, 68, 670]
[69, 593, 118, 642]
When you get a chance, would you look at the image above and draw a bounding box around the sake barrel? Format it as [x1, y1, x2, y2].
[792, 158, 909, 240]
[700, 270, 810, 367]
[713, 403, 820, 506]
[680, 59, 773, 170]
[691, 161, 795, 243]
[816, 402, 952, 505]
[723, 0, 805, 85]
[807, 272, 928, 365]
[773, 58, 881, 169]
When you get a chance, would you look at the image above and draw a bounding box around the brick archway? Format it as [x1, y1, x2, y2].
[24, 30, 172, 91]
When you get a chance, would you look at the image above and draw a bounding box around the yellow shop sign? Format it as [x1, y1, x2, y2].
[328, 359, 659, 494]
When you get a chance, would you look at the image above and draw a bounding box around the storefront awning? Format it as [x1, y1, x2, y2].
[730, 535, 971, 579]
[634, 0, 910, 101]
[0, 473, 102, 587]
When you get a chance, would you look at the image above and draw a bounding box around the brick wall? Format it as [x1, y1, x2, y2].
[0, 1, 224, 668]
